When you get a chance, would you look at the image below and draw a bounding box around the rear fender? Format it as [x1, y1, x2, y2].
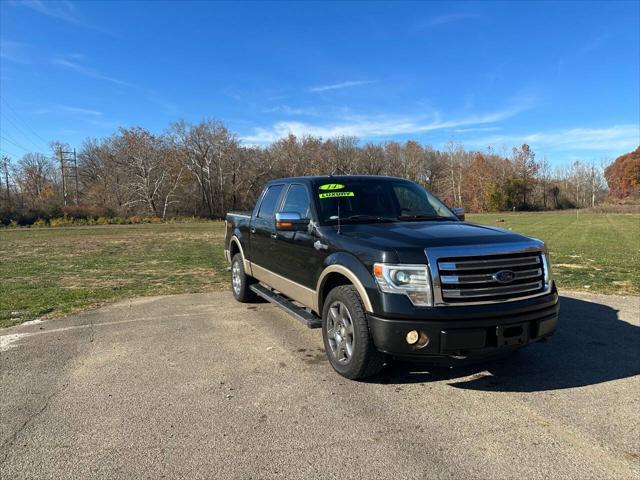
[227, 231, 252, 274]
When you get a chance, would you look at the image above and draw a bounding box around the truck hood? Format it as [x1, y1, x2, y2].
[337, 221, 537, 251]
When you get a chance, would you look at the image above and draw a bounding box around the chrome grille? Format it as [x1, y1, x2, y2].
[437, 252, 545, 304]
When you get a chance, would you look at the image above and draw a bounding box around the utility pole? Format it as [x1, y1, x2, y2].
[2, 155, 11, 207]
[73, 148, 79, 206]
[58, 146, 79, 206]
[58, 146, 67, 206]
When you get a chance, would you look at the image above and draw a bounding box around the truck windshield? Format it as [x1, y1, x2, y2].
[315, 179, 457, 224]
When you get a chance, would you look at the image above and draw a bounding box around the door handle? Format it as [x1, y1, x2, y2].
[250, 227, 256, 234]
[271, 232, 278, 239]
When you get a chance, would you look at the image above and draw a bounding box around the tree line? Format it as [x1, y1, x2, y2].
[1, 118, 636, 225]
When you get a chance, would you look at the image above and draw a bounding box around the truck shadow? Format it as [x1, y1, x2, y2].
[375, 296, 640, 392]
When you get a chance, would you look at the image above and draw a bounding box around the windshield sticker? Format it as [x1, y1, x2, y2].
[319, 183, 345, 191]
[319, 191, 355, 199]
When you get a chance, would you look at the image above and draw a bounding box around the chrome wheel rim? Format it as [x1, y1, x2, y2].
[231, 260, 242, 295]
[326, 301, 354, 364]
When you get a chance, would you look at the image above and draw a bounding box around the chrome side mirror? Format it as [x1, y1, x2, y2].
[452, 208, 465, 221]
[275, 212, 309, 231]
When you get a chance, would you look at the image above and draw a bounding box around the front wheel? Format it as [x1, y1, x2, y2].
[231, 253, 257, 302]
[322, 285, 384, 380]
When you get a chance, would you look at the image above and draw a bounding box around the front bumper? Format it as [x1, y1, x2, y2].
[367, 290, 559, 361]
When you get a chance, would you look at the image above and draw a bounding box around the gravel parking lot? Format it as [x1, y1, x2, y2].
[1, 291, 638, 479]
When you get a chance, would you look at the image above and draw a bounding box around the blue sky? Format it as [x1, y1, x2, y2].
[1, 0, 638, 165]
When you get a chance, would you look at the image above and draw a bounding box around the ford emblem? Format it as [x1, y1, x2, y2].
[494, 270, 516, 283]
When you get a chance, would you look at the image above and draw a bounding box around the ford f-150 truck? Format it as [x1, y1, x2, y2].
[224, 176, 559, 379]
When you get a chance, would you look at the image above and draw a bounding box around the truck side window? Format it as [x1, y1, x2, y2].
[257, 185, 284, 219]
[280, 184, 310, 218]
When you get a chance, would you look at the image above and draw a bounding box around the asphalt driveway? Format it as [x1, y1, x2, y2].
[1, 291, 639, 479]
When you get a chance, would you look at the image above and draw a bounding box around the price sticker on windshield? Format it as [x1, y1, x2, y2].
[319, 191, 355, 199]
[319, 183, 345, 191]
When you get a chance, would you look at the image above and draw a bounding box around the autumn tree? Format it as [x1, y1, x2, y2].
[4, 118, 626, 226]
[15, 153, 57, 209]
[605, 147, 640, 199]
[358, 143, 386, 175]
[511, 144, 539, 209]
[78, 136, 126, 212]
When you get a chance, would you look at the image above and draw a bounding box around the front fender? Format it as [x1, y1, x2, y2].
[316, 252, 380, 314]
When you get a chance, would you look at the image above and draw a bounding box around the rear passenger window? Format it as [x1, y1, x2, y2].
[257, 185, 284, 218]
[281, 185, 311, 218]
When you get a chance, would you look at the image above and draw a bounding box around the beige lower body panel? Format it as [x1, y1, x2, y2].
[251, 263, 318, 312]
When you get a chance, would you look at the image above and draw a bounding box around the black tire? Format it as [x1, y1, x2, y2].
[321, 285, 384, 380]
[231, 253, 258, 302]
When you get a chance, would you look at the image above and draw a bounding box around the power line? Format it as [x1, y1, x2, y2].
[0, 111, 50, 151]
[0, 134, 32, 152]
[1, 124, 47, 153]
[0, 148, 20, 158]
[2, 131, 43, 152]
[0, 96, 51, 148]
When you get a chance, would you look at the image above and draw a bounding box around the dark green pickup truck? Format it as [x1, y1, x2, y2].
[224, 175, 559, 379]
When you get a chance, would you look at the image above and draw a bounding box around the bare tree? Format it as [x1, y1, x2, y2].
[445, 141, 467, 207]
[512, 144, 539, 208]
[538, 156, 551, 209]
[15, 153, 56, 208]
[6, 116, 630, 226]
[358, 143, 386, 175]
[170, 119, 238, 217]
[116, 128, 183, 218]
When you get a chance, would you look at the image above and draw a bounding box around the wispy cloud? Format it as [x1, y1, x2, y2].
[264, 105, 319, 116]
[414, 12, 482, 31]
[51, 54, 176, 114]
[31, 103, 119, 130]
[60, 105, 103, 116]
[10, 0, 76, 21]
[454, 126, 502, 133]
[9, 0, 110, 33]
[52, 55, 135, 88]
[36, 105, 103, 117]
[467, 125, 640, 152]
[0, 40, 31, 64]
[309, 80, 376, 93]
[242, 101, 532, 144]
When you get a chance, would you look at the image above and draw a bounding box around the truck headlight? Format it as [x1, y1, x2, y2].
[373, 263, 433, 307]
[542, 246, 554, 291]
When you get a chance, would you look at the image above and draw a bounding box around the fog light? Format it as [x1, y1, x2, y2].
[406, 330, 419, 345]
[417, 331, 430, 348]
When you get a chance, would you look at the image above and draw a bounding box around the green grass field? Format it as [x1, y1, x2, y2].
[1, 212, 638, 328]
[0, 223, 229, 328]
[468, 212, 639, 296]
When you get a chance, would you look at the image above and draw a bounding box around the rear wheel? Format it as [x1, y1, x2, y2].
[231, 253, 257, 302]
[322, 285, 384, 379]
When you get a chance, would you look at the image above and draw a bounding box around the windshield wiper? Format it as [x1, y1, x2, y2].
[342, 214, 397, 223]
[397, 214, 453, 221]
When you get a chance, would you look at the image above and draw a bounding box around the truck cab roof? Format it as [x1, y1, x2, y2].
[265, 175, 408, 185]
